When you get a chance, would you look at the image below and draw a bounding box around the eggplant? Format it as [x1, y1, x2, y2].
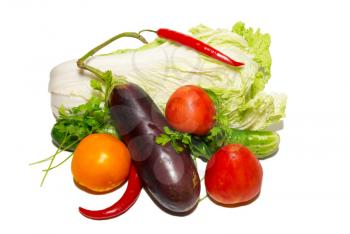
[108, 83, 200, 214]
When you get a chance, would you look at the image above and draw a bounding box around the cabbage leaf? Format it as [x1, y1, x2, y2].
[49, 22, 286, 130]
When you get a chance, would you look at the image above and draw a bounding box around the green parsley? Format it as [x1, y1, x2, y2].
[31, 71, 119, 186]
[155, 90, 280, 162]
[32, 32, 148, 186]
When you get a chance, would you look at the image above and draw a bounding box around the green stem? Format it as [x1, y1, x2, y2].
[77, 32, 148, 79]
[138, 29, 157, 34]
[39, 138, 81, 186]
[191, 155, 197, 167]
[40, 147, 60, 187]
[38, 32, 148, 186]
[30, 131, 71, 166]
[42, 153, 73, 172]
[198, 195, 208, 203]
[29, 155, 54, 166]
[30, 131, 69, 166]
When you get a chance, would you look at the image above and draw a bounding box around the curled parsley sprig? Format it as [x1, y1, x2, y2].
[30, 78, 117, 186]
[31, 32, 148, 186]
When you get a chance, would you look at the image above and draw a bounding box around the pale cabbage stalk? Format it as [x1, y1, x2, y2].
[49, 22, 286, 130]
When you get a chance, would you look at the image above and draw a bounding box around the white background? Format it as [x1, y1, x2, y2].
[1, 0, 349, 233]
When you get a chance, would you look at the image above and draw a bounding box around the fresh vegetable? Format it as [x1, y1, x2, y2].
[109, 83, 200, 213]
[79, 164, 142, 220]
[72, 134, 131, 193]
[165, 85, 216, 135]
[156, 126, 280, 160]
[49, 22, 286, 131]
[30, 33, 147, 186]
[207, 127, 280, 159]
[31, 88, 116, 186]
[205, 144, 263, 205]
[30, 66, 117, 186]
[143, 28, 244, 67]
[75, 32, 200, 214]
[157, 85, 280, 159]
[51, 96, 116, 151]
[33, 23, 286, 218]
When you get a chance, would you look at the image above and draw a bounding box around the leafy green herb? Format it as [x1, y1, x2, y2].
[33, 32, 147, 186]
[53, 71, 118, 147]
[156, 127, 212, 161]
[156, 124, 280, 162]
[155, 89, 280, 161]
[90, 79, 103, 92]
[156, 127, 190, 153]
[31, 70, 119, 186]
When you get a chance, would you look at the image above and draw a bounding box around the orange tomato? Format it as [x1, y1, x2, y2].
[71, 134, 131, 193]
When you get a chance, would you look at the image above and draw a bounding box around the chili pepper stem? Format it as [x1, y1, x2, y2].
[138, 29, 157, 35]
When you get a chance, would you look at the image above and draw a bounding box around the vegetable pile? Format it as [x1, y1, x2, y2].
[32, 22, 286, 219]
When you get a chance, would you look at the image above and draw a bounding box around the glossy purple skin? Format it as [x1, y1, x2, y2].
[109, 83, 200, 214]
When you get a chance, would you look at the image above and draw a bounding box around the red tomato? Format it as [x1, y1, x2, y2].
[165, 85, 216, 135]
[205, 144, 263, 205]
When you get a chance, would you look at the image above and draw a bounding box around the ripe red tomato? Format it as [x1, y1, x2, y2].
[205, 144, 263, 205]
[165, 85, 216, 135]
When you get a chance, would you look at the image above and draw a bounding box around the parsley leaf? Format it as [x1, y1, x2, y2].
[156, 127, 191, 153]
[90, 79, 103, 92]
[32, 70, 119, 186]
[51, 71, 118, 151]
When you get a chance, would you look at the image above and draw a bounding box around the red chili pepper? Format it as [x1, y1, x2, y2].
[156, 28, 244, 67]
[79, 164, 142, 220]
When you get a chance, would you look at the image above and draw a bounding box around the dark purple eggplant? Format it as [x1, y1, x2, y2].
[108, 83, 200, 214]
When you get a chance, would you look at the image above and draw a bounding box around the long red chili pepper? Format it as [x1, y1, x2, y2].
[79, 164, 142, 220]
[156, 28, 244, 67]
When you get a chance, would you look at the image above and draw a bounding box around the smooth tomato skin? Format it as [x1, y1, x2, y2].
[72, 134, 131, 193]
[165, 85, 216, 135]
[205, 144, 263, 205]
